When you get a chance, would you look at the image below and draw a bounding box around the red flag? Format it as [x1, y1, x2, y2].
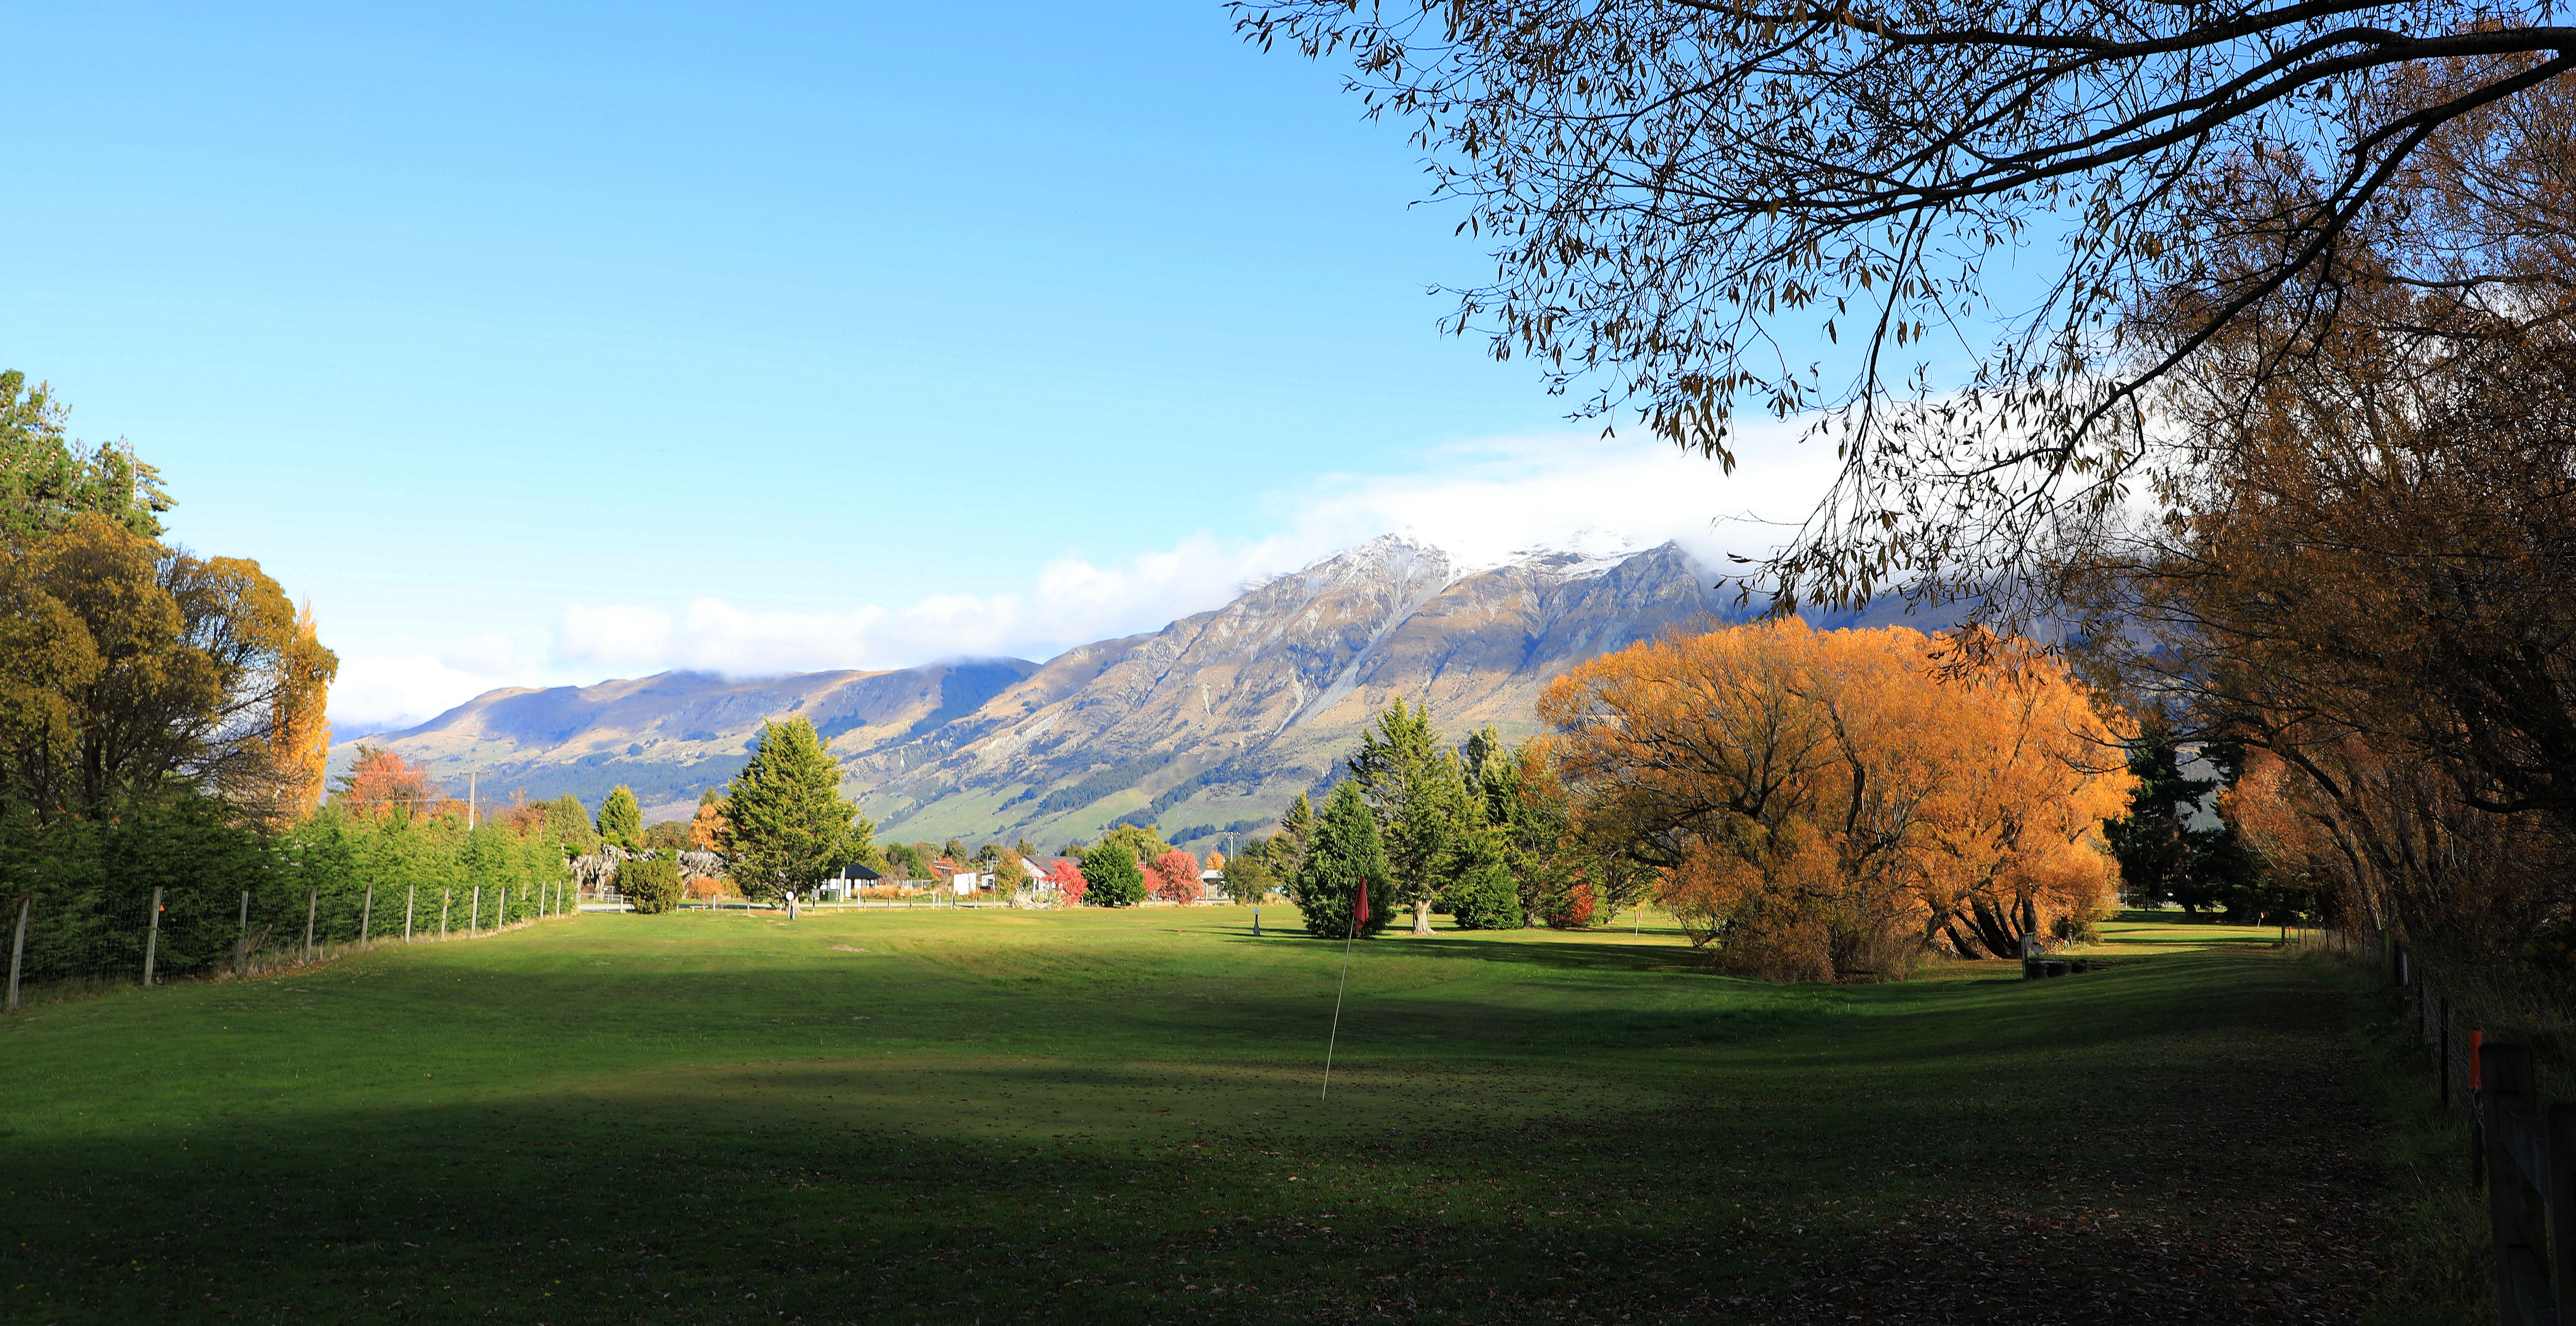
[1355, 878, 1370, 926]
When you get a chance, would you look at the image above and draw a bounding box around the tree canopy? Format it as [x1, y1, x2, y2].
[1290, 782, 1396, 940]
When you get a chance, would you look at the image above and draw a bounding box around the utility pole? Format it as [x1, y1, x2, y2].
[468, 771, 476, 831]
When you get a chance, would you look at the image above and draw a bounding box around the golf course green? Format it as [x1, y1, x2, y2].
[2, 908, 2387, 1323]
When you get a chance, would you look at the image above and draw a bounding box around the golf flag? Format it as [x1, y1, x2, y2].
[1355, 878, 1370, 926]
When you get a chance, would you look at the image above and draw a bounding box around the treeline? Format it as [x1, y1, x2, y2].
[0, 373, 576, 990]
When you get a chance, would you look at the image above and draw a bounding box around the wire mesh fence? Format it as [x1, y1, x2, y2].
[4, 872, 580, 1011]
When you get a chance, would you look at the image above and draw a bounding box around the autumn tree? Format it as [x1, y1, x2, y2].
[1148, 848, 1204, 905]
[1078, 841, 1146, 907]
[1290, 782, 1395, 940]
[597, 785, 643, 851]
[246, 599, 333, 828]
[1544, 620, 2132, 979]
[332, 745, 455, 819]
[718, 717, 871, 904]
[0, 513, 340, 823]
[689, 788, 727, 850]
[1046, 856, 1088, 906]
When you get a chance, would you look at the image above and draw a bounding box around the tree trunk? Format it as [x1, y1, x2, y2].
[1412, 897, 1434, 936]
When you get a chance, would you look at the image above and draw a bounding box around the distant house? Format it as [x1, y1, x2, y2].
[818, 862, 883, 901]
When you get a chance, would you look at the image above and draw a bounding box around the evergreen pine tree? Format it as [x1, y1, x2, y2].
[597, 785, 643, 850]
[720, 717, 871, 903]
[1348, 696, 1468, 935]
[1290, 782, 1395, 939]
[1277, 792, 1316, 880]
[1442, 797, 1524, 930]
[1078, 841, 1147, 906]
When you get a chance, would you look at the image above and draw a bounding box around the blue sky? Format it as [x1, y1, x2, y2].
[5, 2, 1839, 727]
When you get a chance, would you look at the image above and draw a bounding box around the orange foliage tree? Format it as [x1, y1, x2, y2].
[1540, 620, 2133, 980]
[1147, 848, 1203, 904]
[331, 745, 463, 819]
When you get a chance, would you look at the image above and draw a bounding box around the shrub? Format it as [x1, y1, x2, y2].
[616, 856, 684, 914]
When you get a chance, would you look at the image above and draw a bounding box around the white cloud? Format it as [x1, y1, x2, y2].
[329, 423, 1840, 730]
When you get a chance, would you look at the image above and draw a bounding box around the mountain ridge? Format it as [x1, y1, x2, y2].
[334, 535, 1949, 845]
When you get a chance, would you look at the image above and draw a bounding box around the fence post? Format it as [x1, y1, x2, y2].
[302, 888, 317, 963]
[360, 885, 375, 948]
[471, 886, 481, 937]
[2440, 997, 2454, 1109]
[2551, 1102, 2576, 1324]
[143, 885, 165, 987]
[2482, 1044, 2544, 1319]
[405, 883, 415, 942]
[236, 889, 251, 979]
[440, 890, 451, 939]
[6, 893, 29, 1012]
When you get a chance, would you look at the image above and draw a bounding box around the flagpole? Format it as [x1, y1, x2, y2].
[1321, 879, 1366, 1099]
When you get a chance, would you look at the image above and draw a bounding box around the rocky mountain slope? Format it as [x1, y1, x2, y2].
[337, 535, 1945, 847]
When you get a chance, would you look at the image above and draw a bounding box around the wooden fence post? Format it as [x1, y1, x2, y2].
[440, 890, 451, 939]
[236, 889, 251, 979]
[471, 886, 481, 937]
[405, 883, 415, 942]
[2481, 1044, 2548, 1320]
[360, 885, 374, 948]
[143, 885, 165, 987]
[2550, 1102, 2576, 1324]
[302, 888, 317, 963]
[6, 893, 29, 1012]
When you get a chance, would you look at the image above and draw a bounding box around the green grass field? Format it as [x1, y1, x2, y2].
[2, 908, 2388, 1323]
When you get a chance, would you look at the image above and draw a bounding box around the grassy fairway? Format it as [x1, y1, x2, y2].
[3, 909, 2379, 1323]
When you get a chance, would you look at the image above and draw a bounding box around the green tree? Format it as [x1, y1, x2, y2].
[718, 717, 871, 904]
[1442, 797, 1524, 930]
[1276, 791, 1316, 880]
[597, 785, 643, 851]
[0, 371, 171, 550]
[640, 820, 691, 850]
[1097, 822, 1169, 866]
[1348, 696, 1469, 936]
[1223, 839, 1275, 903]
[1077, 841, 1147, 907]
[1290, 782, 1394, 940]
[542, 795, 599, 854]
[615, 855, 683, 914]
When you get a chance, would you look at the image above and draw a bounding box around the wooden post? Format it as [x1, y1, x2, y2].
[236, 888, 251, 979]
[471, 886, 481, 937]
[6, 893, 29, 1012]
[143, 885, 165, 987]
[2439, 997, 2453, 1109]
[405, 883, 415, 942]
[2551, 1101, 2576, 1325]
[360, 885, 375, 948]
[2482, 1043, 2543, 1319]
[302, 888, 318, 963]
[440, 890, 451, 939]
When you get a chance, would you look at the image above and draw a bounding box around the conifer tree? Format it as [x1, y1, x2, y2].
[1442, 796, 1524, 930]
[1291, 782, 1394, 939]
[1348, 696, 1469, 935]
[597, 785, 643, 850]
[1277, 791, 1316, 880]
[718, 717, 871, 904]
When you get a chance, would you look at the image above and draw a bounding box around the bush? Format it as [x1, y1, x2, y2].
[616, 856, 684, 914]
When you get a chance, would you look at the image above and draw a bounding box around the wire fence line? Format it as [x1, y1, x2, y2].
[4, 874, 580, 1012]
